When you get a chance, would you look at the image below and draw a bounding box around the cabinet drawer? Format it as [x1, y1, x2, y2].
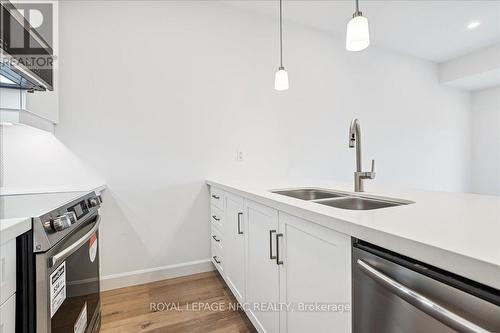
[0, 240, 16, 305]
[210, 187, 224, 211]
[210, 206, 224, 230]
[0, 294, 15, 333]
[211, 224, 223, 250]
[211, 238, 224, 274]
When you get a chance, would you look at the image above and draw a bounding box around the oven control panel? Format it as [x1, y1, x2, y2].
[68, 200, 89, 219]
[35, 192, 102, 252]
[50, 212, 77, 232]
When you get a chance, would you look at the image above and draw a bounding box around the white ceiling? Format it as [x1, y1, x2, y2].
[229, 0, 500, 63]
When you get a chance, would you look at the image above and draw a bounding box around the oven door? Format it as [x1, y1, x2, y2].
[36, 214, 101, 333]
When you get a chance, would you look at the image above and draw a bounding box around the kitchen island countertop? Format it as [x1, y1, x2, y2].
[207, 179, 500, 290]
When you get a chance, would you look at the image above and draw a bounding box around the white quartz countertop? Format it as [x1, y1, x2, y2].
[207, 179, 500, 290]
[0, 217, 31, 245]
[0, 184, 106, 243]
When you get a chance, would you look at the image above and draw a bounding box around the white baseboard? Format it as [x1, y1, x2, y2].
[100, 259, 214, 291]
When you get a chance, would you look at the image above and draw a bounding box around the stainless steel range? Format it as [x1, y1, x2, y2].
[3, 191, 103, 333]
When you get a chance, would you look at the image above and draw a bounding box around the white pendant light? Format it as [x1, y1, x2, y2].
[346, 0, 370, 52]
[274, 0, 289, 91]
[274, 67, 289, 91]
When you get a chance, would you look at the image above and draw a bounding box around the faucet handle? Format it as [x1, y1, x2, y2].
[366, 159, 376, 179]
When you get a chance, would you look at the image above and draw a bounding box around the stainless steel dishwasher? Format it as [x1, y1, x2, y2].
[352, 240, 500, 333]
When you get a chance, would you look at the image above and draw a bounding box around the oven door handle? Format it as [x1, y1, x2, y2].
[49, 215, 101, 268]
[357, 259, 488, 333]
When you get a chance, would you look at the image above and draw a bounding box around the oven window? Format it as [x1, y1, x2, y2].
[51, 231, 100, 333]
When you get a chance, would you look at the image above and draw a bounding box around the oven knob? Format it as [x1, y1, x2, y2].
[88, 198, 99, 208]
[52, 214, 72, 232]
[66, 211, 77, 224]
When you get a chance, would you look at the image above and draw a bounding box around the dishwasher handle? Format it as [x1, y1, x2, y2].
[357, 259, 489, 333]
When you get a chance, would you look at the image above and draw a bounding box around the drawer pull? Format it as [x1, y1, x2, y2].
[212, 235, 220, 242]
[213, 256, 221, 264]
[212, 215, 220, 221]
[211, 195, 220, 200]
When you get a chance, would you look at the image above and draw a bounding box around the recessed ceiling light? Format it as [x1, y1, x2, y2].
[467, 21, 481, 30]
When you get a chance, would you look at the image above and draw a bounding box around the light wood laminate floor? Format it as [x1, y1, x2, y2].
[100, 271, 256, 333]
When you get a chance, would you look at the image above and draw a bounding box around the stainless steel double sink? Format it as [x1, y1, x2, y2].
[271, 188, 412, 210]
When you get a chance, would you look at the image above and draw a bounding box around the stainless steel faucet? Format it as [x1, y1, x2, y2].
[349, 118, 375, 192]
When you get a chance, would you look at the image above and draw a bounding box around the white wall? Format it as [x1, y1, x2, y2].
[439, 44, 500, 91]
[471, 86, 500, 195]
[0, 123, 103, 194]
[53, 1, 471, 279]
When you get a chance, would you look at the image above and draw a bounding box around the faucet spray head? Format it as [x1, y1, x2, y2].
[349, 117, 359, 148]
[349, 133, 356, 148]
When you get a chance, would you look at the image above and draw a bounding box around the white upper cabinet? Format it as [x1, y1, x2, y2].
[246, 200, 280, 333]
[223, 193, 246, 302]
[278, 213, 352, 333]
[0, 69, 58, 131]
[0, 88, 25, 110]
[25, 67, 59, 126]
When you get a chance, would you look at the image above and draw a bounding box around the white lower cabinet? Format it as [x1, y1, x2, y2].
[246, 201, 280, 333]
[278, 213, 352, 333]
[211, 224, 224, 274]
[0, 294, 15, 333]
[0, 239, 17, 305]
[209, 188, 352, 333]
[0, 239, 17, 333]
[222, 193, 246, 302]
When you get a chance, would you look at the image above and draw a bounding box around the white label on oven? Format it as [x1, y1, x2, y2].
[89, 233, 97, 263]
[50, 261, 66, 318]
[74, 302, 87, 333]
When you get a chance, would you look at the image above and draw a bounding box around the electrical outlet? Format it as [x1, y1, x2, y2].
[237, 150, 245, 162]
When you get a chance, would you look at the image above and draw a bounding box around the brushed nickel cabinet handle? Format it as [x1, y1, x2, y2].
[237, 212, 243, 235]
[269, 230, 277, 259]
[276, 233, 283, 265]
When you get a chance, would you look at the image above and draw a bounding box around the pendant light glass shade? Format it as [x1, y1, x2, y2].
[274, 67, 289, 91]
[346, 14, 370, 51]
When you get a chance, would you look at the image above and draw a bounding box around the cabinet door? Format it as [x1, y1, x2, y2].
[0, 239, 17, 305]
[0, 294, 16, 333]
[278, 213, 351, 333]
[26, 68, 59, 123]
[223, 193, 246, 302]
[246, 201, 280, 333]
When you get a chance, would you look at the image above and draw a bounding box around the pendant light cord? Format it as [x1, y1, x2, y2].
[279, 0, 283, 68]
[354, 0, 361, 17]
